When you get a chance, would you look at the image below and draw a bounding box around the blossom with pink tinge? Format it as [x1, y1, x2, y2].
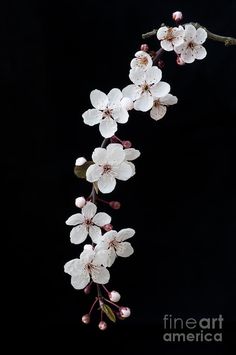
[150, 94, 178, 121]
[157, 26, 185, 51]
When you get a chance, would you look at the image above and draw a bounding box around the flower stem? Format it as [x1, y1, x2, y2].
[102, 285, 110, 294]
[88, 297, 99, 315]
[142, 23, 236, 46]
[103, 298, 120, 309]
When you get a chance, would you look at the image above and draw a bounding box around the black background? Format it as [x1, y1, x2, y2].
[3, 0, 236, 353]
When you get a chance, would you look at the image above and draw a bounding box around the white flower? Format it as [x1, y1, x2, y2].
[75, 157, 87, 166]
[82, 88, 129, 138]
[66, 201, 111, 244]
[130, 50, 153, 71]
[150, 94, 178, 121]
[86, 143, 134, 194]
[174, 24, 207, 63]
[157, 26, 184, 51]
[96, 228, 135, 267]
[122, 67, 170, 112]
[64, 244, 110, 289]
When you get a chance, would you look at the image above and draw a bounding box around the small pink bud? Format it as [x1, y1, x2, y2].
[109, 201, 121, 210]
[103, 223, 113, 231]
[176, 56, 185, 66]
[140, 43, 149, 52]
[119, 306, 131, 318]
[84, 284, 91, 295]
[122, 140, 132, 148]
[82, 314, 90, 324]
[98, 321, 107, 330]
[109, 290, 121, 302]
[75, 156, 87, 166]
[75, 196, 86, 208]
[157, 60, 165, 69]
[172, 11, 183, 22]
[121, 97, 134, 111]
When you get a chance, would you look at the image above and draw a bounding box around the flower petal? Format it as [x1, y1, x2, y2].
[161, 40, 174, 51]
[130, 51, 152, 70]
[70, 224, 88, 244]
[82, 201, 97, 219]
[66, 213, 84, 226]
[145, 66, 162, 85]
[92, 212, 111, 227]
[157, 26, 169, 40]
[116, 242, 134, 257]
[117, 228, 135, 241]
[150, 81, 170, 98]
[184, 24, 196, 42]
[129, 67, 146, 85]
[100, 230, 117, 243]
[150, 104, 167, 121]
[181, 47, 195, 63]
[80, 245, 95, 263]
[86, 164, 103, 182]
[91, 266, 110, 284]
[88, 225, 102, 243]
[174, 42, 187, 54]
[195, 27, 207, 44]
[92, 147, 107, 164]
[124, 148, 141, 161]
[159, 94, 178, 106]
[193, 45, 207, 60]
[90, 89, 108, 110]
[82, 109, 103, 126]
[134, 92, 153, 112]
[107, 88, 122, 108]
[98, 174, 116, 193]
[64, 258, 82, 276]
[127, 161, 135, 176]
[122, 84, 141, 101]
[113, 161, 133, 181]
[71, 272, 90, 289]
[102, 248, 116, 267]
[106, 144, 125, 165]
[99, 118, 117, 138]
[112, 106, 129, 123]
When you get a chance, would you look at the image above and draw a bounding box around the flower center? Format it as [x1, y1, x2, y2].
[139, 56, 148, 66]
[103, 108, 113, 119]
[154, 99, 160, 107]
[166, 28, 174, 41]
[103, 164, 112, 174]
[141, 83, 151, 93]
[84, 218, 93, 230]
[109, 240, 118, 249]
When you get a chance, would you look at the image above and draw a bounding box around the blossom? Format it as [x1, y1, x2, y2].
[124, 146, 140, 176]
[130, 50, 153, 71]
[86, 143, 134, 193]
[150, 94, 178, 121]
[174, 24, 207, 63]
[157, 26, 185, 51]
[96, 228, 135, 267]
[82, 88, 129, 138]
[64, 244, 110, 289]
[122, 67, 170, 112]
[66, 201, 111, 244]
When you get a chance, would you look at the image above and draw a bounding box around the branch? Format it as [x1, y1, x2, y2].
[142, 23, 236, 46]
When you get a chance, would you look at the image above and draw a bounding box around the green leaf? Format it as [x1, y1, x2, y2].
[74, 161, 93, 179]
[102, 304, 116, 323]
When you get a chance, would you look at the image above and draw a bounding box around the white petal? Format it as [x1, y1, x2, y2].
[113, 161, 133, 181]
[157, 26, 168, 40]
[106, 144, 125, 165]
[161, 40, 174, 51]
[64, 258, 82, 276]
[93, 249, 109, 266]
[122, 84, 141, 101]
[71, 272, 90, 290]
[107, 88, 122, 108]
[90, 89, 108, 110]
[134, 92, 153, 112]
[126, 161, 135, 176]
[82, 109, 102, 126]
[130, 51, 152, 70]
[116, 242, 134, 257]
[103, 248, 116, 267]
[66, 213, 84, 226]
[181, 47, 195, 63]
[91, 266, 110, 284]
[82, 201, 97, 219]
[117, 228, 135, 241]
[129, 67, 146, 85]
[193, 45, 207, 60]
[172, 36, 184, 47]
[174, 42, 187, 54]
[145, 66, 162, 85]
[150, 104, 167, 121]
[98, 174, 116, 193]
[88, 225, 101, 243]
[184, 24, 196, 42]
[121, 97, 134, 111]
[86, 164, 103, 182]
[80, 245, 95, 263]
[99, 118, 117, 138]
[112, 106, 129, 123]
[92, 147, 107, 164]
[159, 94, 178, 106]
[100, 230, 117, 243]
[70, 224, 88, 244]
[92, 212, 111, 227]
[150, 82, 170, 98]
[124, 148, 141, 161]
[195, 27, 207, 44]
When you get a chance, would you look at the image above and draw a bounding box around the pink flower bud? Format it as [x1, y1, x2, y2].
[121, 97, 134, 111]
[119, 306, 131, 318]
[157, 60, 165, 69]
[75, 196, 86, 208]
[75, 157, 87, 166]
[109, 290, 121, 302]
[98, 321, 107, 330]
[172, 11, 183, 22]
[140, 43, 149, 52]
[103, 224, 113, 232]
[82, 314, 90, 324]
[122, 140, 132, 148]
[84, 284, 91, 295]
[176, 56, 185, 66]
[109, 201, 121, 210]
